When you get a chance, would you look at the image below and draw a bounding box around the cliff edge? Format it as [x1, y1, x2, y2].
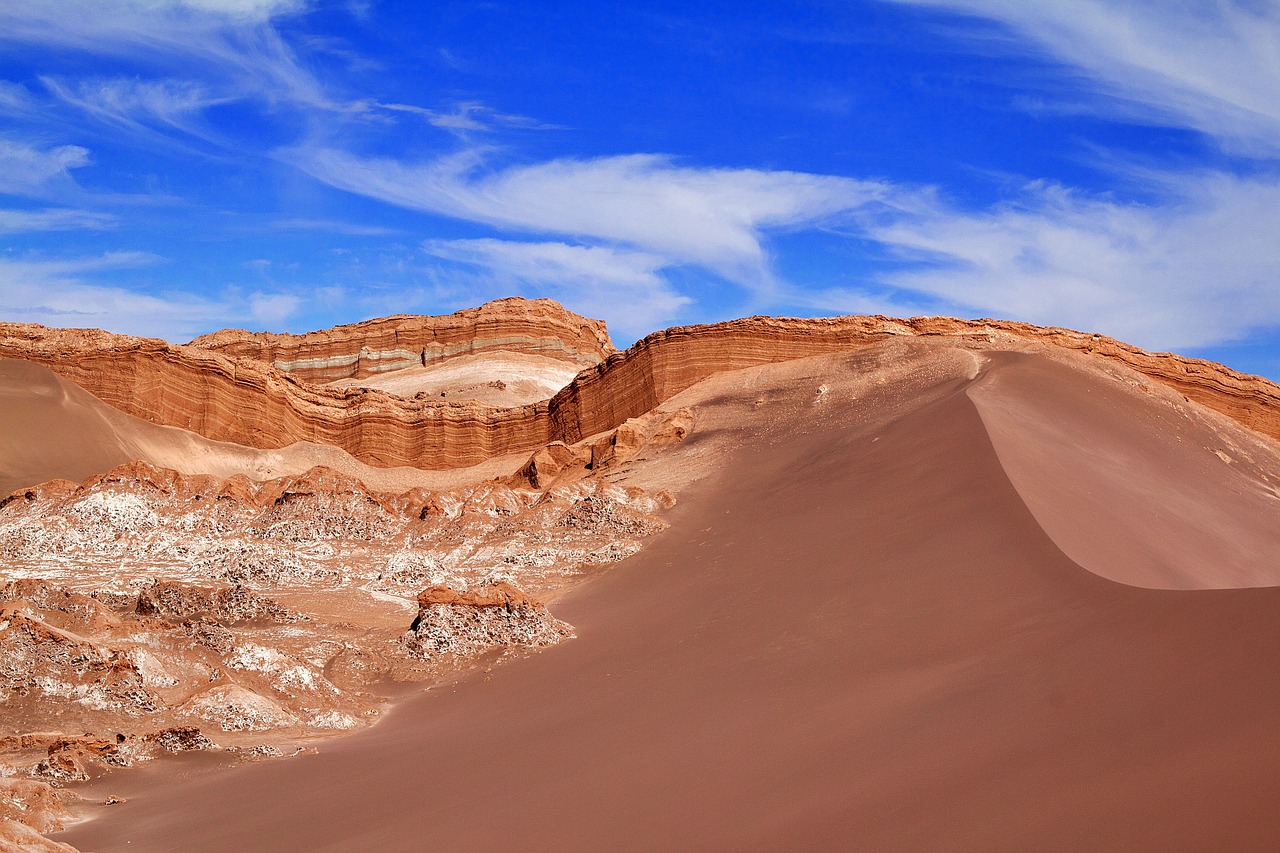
[188, 297, 615, 384]
[2, 303, 1278, 470]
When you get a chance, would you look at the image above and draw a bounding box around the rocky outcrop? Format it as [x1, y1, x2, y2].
[518, 442, 588, 489]
[134, 581, 298, 625]
[189, 297, 615, 383]
[0, 452, 670, 840]
[0, 817, 79, 852]
[3, 307, 1279, 471]
[0, 319, 551, 468]
[0, 459, 670, 607]
[0, 776, 74, 836]
[404, 582, 570, 658]
[587, 407, 694, 472]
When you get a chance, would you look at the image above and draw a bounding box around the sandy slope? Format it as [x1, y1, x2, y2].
[0, 358, 524, 496]
[971, 351, 1280, 589]
[1, 358, 146, 495]
[326, 350, 581, 406]
[59, 346, 1280, 851]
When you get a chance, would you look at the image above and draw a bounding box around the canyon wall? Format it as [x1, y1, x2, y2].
[547, 314, 1280, 447]
[189, 297, 615, 384]
[3, 306, 1279, 470]
[0, 321, 552, 468]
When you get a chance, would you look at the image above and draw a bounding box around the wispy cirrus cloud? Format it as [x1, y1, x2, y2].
[0, 138, 91, 197]
[864, 171, 1280, 350]
[3, 0, 1276, 362]
[0, 0, 349, 240]
[41, 77, 236, 140]
[0, 208, 115, 232]
[245, 291, 302, 325]
[0, 0, 333, 113]
[285, 138, 1280, 350]
[0, 251, 304, 340]
[0, 80, 37, 114]
[424, 238, 691, 339]
[852, 1, 1280, 349]
[151, 0, 305, 17]
[287, 147, 896, 287]
[889, 0, 1280, 154]
[380, 100, 566, 135]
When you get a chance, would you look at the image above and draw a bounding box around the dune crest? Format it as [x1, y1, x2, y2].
[969, 351, 1280, 589]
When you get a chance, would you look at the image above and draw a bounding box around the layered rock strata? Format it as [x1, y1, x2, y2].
[189, 297, 615, 383]
[3, 309, 1279, 471]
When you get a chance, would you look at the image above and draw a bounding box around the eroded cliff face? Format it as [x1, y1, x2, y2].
[553, 315, 1280, 448]
[3, 308, 1279, 471]
[188, 297, 615, 383]
[0, 321, 556, 469]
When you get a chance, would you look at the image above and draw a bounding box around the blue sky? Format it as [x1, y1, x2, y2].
[1, 1, 1279, 379]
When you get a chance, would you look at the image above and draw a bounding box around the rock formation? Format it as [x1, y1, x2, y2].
[0, 816, 79, 852]
[189, 297, 615, 383]
[404, 582, 570, 658]
[6, 298, 1280, 852]
[0, 459, 669, 603]
[0, 453, 674, 842]
[3, 305, 1280, 473]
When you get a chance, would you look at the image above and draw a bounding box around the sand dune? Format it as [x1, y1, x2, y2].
[1, 358, 146, 496]
[59, 347, 1280, 851]
[971, 351, 1280, 589]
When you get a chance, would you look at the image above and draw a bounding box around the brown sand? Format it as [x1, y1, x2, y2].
[0, 358, 526, 496]
[58, 350, 1280, 850]
[326, 350, 580, 405]
[0, 357, 147, 495]
[971, 351, 1280, 588]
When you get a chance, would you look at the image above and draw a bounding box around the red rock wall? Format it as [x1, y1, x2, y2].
[188, 297, 615, 383]
[4, 311, 1279, 470]
[551, 314, 1280, 447]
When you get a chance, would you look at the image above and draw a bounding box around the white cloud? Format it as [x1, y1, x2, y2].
[144, 0, 305, 18]
[0, 253, 300, 340]
[0, 138, 91, 197]
[0, 0, 332, 113]
[289, 142, 1280, 350]
[0, 80, 36, 114]
[288, 148, 893, 286]
[0, 208, 115, 232]
[247, 291, 302, 324]
[425, 238, 669, 288]
[424, 238, 691, 338]
[865, 172, 1280, 350]
[380, 100, 566, 134]
[1, 0, 305, 28]
[891, 0, 1280, 154]
[42, 77, 234, 138]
